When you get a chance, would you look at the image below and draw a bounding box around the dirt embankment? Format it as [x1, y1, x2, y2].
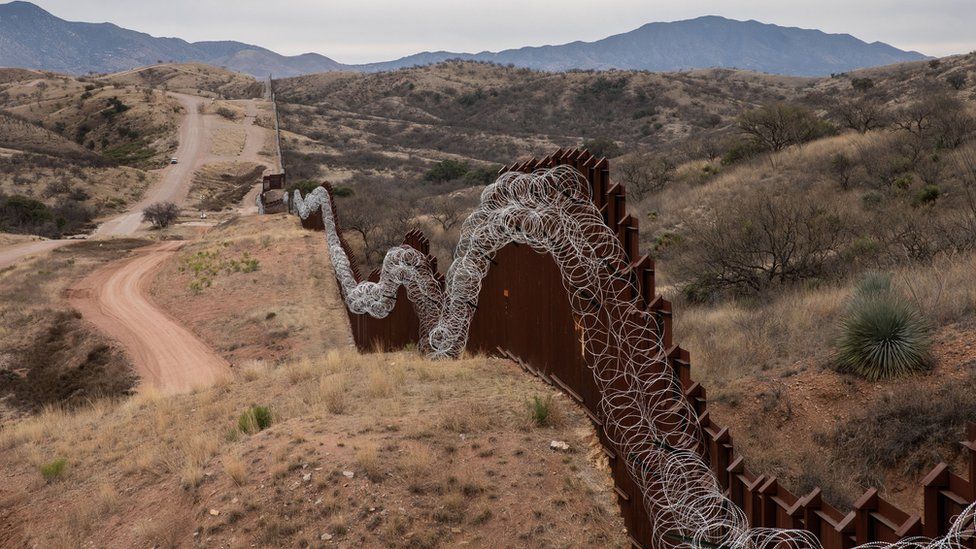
[0, 239, 148, 420]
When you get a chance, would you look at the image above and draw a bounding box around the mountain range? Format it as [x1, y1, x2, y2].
[0, 1, 928, 78]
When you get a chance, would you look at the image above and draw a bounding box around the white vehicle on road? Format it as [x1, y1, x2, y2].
[170, 157, 178, 165]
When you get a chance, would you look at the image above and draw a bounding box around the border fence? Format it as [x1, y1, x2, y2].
[257, 75, 287, 214]
[292, 147, 976, 548]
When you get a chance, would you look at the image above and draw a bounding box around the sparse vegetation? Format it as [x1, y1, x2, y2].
[39, 458, 67, 482]
[142, 201, 180, 229]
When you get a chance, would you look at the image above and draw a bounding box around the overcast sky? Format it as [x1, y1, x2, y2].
[27, 0, 976, 63]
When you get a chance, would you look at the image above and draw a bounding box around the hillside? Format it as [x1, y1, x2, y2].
[275, 52, 976, 513]
[361, 16, 927, 76]
[0, 214, 628, 548]
[0, 1, 342, 78]
[0, 2, 927, 78]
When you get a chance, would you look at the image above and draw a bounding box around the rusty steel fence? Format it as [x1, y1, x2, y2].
[294, 148, 976, 548]
[258, 76, 287, 214]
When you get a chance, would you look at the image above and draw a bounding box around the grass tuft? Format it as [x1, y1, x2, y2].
[238, 405, 273, 434]
[40, 457, 67, 482]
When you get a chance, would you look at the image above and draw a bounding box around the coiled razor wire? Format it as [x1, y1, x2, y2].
[292, 166, 976, 549]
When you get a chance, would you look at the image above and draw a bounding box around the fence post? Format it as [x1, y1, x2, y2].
[922, 463, 950, 538]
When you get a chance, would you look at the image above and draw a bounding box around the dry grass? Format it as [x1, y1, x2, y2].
[0, 347, 627, 547]
[223, 452, 248, 486]
[673, 251, 976, 392]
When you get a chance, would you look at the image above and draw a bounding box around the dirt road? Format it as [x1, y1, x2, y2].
[95, 93, 207, 237]
[0, 239, 73, 270]
[69, 241, 231, 393]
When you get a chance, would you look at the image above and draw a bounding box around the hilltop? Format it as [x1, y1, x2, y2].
[0, 1, 927, 78]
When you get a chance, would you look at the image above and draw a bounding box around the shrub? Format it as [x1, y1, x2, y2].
[581, 137, 622, 159]
[424, 159, 469, 183]
[851, 77, 875, 92]
[737, 103, 835, 154]
[834, 282, 932, 381]
[947, 72, 967, 90]
[721, 139, 763, 165]
[238, 405, 273, 434]
[286, 180, 322, 196]
[215, 106, 238, 120]
[829, 373, 976, 476]
[142, 201, 180, 228]
[332, 185, 354, 197]
[526, 395, 557, 427]
[40, 458, 67, 482]
[914, 184, 940, 205]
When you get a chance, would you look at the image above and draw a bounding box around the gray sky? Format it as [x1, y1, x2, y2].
[28, 0, 976, 63]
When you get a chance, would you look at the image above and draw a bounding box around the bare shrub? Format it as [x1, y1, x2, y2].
[616, 152, 675, 201]
[142, 201, 179, 229]
[680, 191, 845, 296]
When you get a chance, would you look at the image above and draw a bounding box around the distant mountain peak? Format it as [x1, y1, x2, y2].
[0, 1, 929, 78]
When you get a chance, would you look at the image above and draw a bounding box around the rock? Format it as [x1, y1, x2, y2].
[321, 533, 333, 541]
[451, 527, 462, 534]
[209, 509, 220, 516]
[550, 440, 570, 452]
[342, 470, 355, 479]
[303, 473, 312, 482]
[231, 497, 239, 504]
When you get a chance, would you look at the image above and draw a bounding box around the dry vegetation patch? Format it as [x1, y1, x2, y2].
[0, 350, 627, 548]
[152, 214, 353, 364]
[189, 161, 266, 211]
[0, 239, 148, 421]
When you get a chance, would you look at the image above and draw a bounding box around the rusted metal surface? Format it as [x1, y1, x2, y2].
[298, 148, 976, 549]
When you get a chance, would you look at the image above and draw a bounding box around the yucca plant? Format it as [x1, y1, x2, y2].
[835, 283, 932, 381]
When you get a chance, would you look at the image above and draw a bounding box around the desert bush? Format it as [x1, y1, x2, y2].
[829, 373, 976, 477]
[616, 153, 675, 201]
[737, 103, 835, 153]
[142, 201, 179, 228]
[424, 159, 469, 183]
[829, 153, 856, 189]
[525, 395, 561, 427]
[40, 457, 67, 482]
[215, 106, 238, 120]
[834, 97, 887, 134]
[834, 277, 931, 381]
[680, 191, 845, 296]
[237, 405, 273, 434]
[581, 137, 622, 159]
[947, 72, 968, 90]
[0, 194, 54, 235]
[851, 77, 875, 92]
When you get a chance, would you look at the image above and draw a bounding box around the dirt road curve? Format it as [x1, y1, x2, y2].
[69, 241, 231, 394]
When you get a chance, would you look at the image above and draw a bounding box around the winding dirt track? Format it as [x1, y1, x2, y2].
[69, 241, 231, 393]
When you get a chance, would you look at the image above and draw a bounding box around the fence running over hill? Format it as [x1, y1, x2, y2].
[289, 148, 976, 549]
[257, 75, 286, 214]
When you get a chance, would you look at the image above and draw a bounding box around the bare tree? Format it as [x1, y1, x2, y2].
[834, 97, 887, 134]
[429, 196, 465, 231]
[738, 103, 830, 153]
[616, 153, 676, 201]
[142, 202, 180, 229]
[682, 192, 845, 294]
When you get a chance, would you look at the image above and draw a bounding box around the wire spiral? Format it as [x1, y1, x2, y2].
[292, 166, 976, 549]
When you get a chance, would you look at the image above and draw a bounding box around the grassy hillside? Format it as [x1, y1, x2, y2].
[275, 54, 976, 511]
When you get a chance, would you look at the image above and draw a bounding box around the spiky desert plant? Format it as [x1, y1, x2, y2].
[835, 286, 932, 381]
